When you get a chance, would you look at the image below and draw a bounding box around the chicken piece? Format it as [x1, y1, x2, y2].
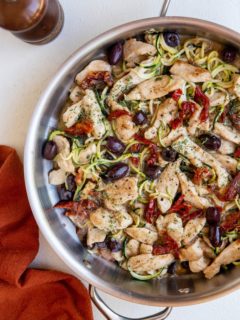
[125, 227, 158, 245]
[125, 75, 185, 101]
[87, 224, 107, 247]
[187, 103, 202, 136]
[53, 135, 75, 173]
[156, 213, 183, 245]
[81, 181, 96, 199]
[69, 85, 82, 103]
[213, 153, 237, 174]
[81, 89, 105, 139]
[156, 160, 180, 213]
[103, 177, 138, 211]
[76, 142, 96, 165]
[75, 60, 111, 84]
[183, 216, 206, 246]
[109, 58, 155, 100]
[161, 126, 187, 147]
[189, 256, 211, 273]
[53, 135, 70, 156]
[48, 168, 66, 185]
[144, 98, 178, 140]
[173, 135, 229, 187]
[62, 101, 82, 128]
[204, 240, 240, 279]
[214, 123, 240, 145]
[170, 60, 211, 82]
[179, 238, 204, 261]
[139, 243, 153, 254]
[127, 253, 174, 274]
[207, 91, 226, 107]
[230, 74, 240, 98]
[218, 139, 236, 155]
[112, 251, 124, 262]
[177, 171, 212, 209]
[90, 207, 133, 232]
[125, 239, 140, 257]
[123, 38, 157, 66]
[114, 115, 137, 142]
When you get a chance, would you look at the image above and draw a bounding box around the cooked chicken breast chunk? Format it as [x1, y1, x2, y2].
[230, 74, 240, 98]
[125, 227, 158, 245]
[144, 98, 178, 140]
[123, 39, 157, 66]
[170, 60, 211, 82]
[125, 239, 140, 257]
[103, 177, 138, 211]
[127, 253, 174, 273]
[218, 139, 236, 155]
[75, 60, 111, 84]
[156, 213, 183, 245]
[87, 224, 107, 247]
[125, 75, 185, 101]
[189, 256, 211, 273]
[182, 216, 206, 246]
[179, 238, 204, 261]
[204, 240, 240, 279]
[161, 126, 187, 147]
[214, 122, 240, 145]
[213, 153, 237, 174]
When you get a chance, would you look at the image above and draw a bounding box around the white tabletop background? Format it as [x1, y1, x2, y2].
[1, 0, 240, 319]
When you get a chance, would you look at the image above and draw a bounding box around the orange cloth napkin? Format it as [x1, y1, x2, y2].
[0, 146, 93, 320]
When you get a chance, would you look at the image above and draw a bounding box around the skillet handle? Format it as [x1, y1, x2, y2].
[160, 0, 171, 16]
[89, 285, 172, 320]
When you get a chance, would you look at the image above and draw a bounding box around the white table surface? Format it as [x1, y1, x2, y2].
[1, 0, 240, 319]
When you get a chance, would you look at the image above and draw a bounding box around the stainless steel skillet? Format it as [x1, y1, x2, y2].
[24, 0, 240, 319]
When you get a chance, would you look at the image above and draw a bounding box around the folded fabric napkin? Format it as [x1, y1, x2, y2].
[0, 146, 93, 320]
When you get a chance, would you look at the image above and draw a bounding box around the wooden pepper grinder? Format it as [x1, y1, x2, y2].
[0, 0, 64, 44]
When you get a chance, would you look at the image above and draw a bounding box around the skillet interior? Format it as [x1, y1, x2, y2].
[24, 16, 240, 307]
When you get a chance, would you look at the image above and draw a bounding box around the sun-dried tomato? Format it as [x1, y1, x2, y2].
[194, 86, 210, 122]
[170, 118, 182, 129]
[152, 232, 179, 258]
[54, 199, 98, 217]
[108, 109, 130, 120]
[80, 71, 113, 89]
[144, 198, 160, 224]
[169, 101, 196, 129]
[221, 211, 240, 232]
[234, 147, 240, 158]
[65, 121, 93, 136]
[224, 172, 240, 201]
[193, 167, 210, 185]
[181, 209, 203, 224]
[169, 195, 191, 216]
[134, 134, 153, 145]
[172, 88, 183, 102]
[130, 143, 141, 153]
[146, 144, 158, 165]
[130, 157, 140, 166]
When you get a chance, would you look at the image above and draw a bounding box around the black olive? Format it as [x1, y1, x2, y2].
[168, 262, 176, 275]
[209, 225, 222, 247]
[102, 162, 129, 182]
[66, 174, 77, 192]
[106, 136, 125, 155]
[144, 164, 161, 180]
[57, 185, 73, 201]
[107, 42, 123, 65]
[199, 134, 221, 151]
[106, 238, 122, 252]
[181, 261, 190, 270]
[42, 140, 58, 160]
[133, 111, 148, 125]
[161, 147, 178, 162]
[163, 31, 180, 47]
[206, 207, 221, 225]
[221, 46, 237, 63]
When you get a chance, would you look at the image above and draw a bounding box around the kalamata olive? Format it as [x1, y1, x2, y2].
[106, 238, 122, 252]
[221, 46, 237, 63]
[163, 31, 180, 47]
[133, 111, 148, 125]
[66, 174, 77, 192]
[107, 42, 123, 65]
[181, 261, 190, 269]
[57, 185, 73, 201]
[161, 147, 178, 162]
[206, 207, 221, 225]
[199, 133, 221, 151]
[209, 225, 222, 247]
[106, 136, 125, 155]
[145, 164, 161, 180]
[102, 162, 129, 182]
[42, 140, 58, 160]
[168, 262, 176, 275]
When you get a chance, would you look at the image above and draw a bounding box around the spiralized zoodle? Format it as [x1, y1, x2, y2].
[43, 30, 240, 281]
